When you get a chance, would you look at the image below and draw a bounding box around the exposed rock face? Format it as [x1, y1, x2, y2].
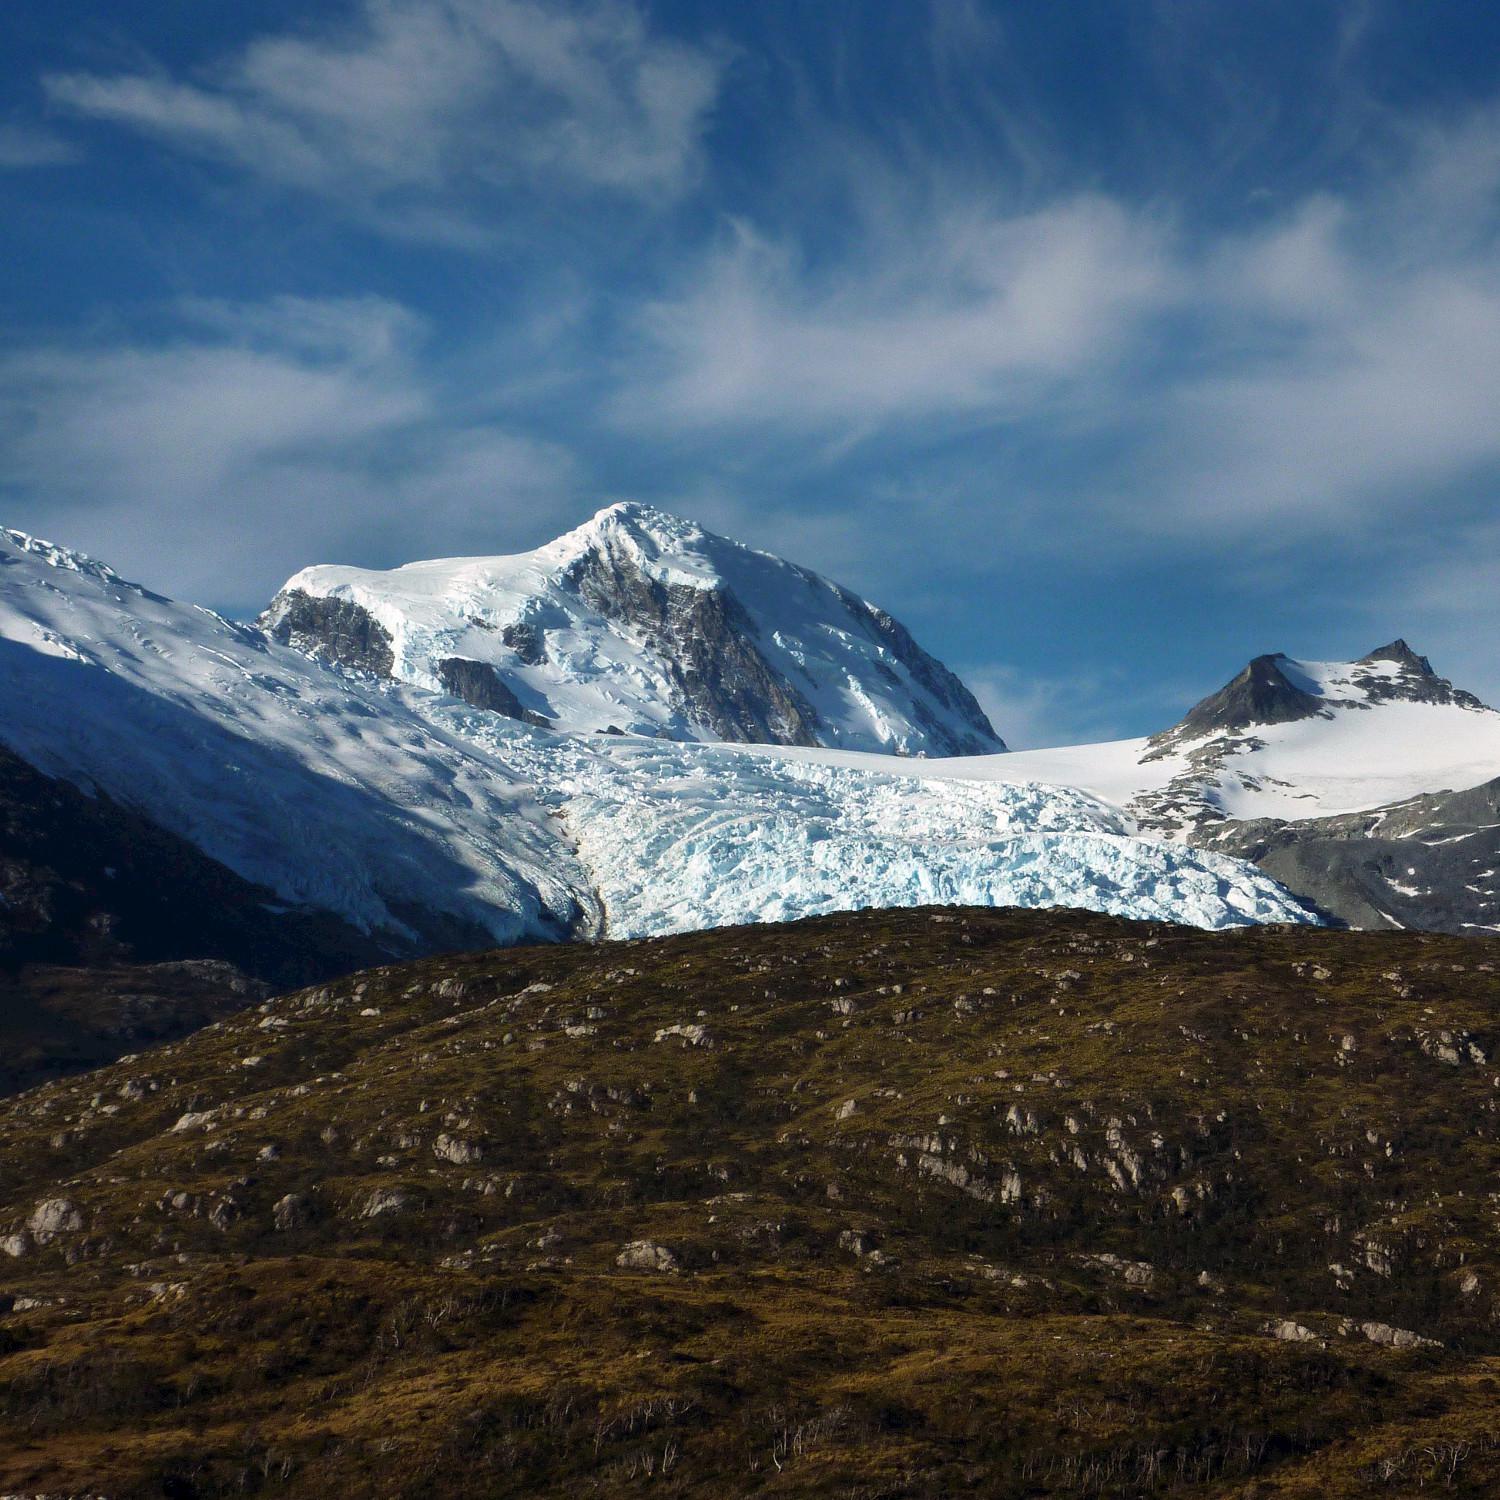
[1149, 654, 1329, 750]
[1354, 640, 1486, 709]
[566, 542, 825, 747]
[260, 588, 394, 677]
[1205, 776, 1500, 934]
[436, 657, 550, 726]
[500, 622, 545, 665]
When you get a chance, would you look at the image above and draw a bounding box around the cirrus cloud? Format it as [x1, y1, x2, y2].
[46, 0, 725, 234]
[0, 296, 581, 609]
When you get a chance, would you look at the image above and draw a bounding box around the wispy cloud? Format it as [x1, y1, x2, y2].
[46, 0, 724, 232]
[0, 123, 77, 168]
[618, 197, 1173, 430]
[962, 662, 1196, 750]
[0, 297, 579, 609]
[616, 101, 1500, 560]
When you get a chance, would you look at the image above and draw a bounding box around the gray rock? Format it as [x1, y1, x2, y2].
[615, 1239, 679, 1273]
[360, 1187, 417, 1220]
[273, 1193, 316, 1231]
[433, 1133, 484, 1165]
[259, 589, 395, 677]
[436, 657, 552, 727]
[26, 1197, 83, 1241]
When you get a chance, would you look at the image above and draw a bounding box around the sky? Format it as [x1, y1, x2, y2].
[3, 0, 1500, 747]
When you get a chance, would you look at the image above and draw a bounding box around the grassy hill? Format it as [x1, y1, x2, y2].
[2, 905, 1500, 1496]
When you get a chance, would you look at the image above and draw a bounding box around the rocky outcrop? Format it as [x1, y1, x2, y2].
[259, 589, 394, 677]
[1146, 654, 1329, 755]
[436, 658, 551, 726]
[1355, 640, 1486, 708]
[616, 1239, 679, 1272]
[1204, 776, 1500, 934]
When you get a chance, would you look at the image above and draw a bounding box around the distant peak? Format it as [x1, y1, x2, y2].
[1149, 639, 1491, 754]
[1360, 639, 1434, 676]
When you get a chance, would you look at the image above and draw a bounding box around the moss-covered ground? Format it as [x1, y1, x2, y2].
[3, 905, 1500, 1496]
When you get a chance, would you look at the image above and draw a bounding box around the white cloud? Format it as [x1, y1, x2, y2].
[0, 123, 77, 168]
[621, 197, 1173, 429]
[46, 0, 723, 225]
[618, 103, 1500, 559]
[0, 297, 580, 609]
[1146, 268, 1500, 534]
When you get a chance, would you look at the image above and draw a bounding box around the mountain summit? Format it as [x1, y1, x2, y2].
[262, 502, 1004, 757]
[1150, 640, 1489, 750]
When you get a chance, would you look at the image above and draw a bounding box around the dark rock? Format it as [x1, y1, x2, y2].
[437, 658, 552, 726]
[568, 541, 826, 746]
[1204, 777, 1500, 935]
[1148, 654, 1329, 753]
[501, 621, 546, 666]
[259, 589, 395, 678]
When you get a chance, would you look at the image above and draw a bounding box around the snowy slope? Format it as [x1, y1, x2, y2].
[0, 528, 593, 949]
[265, 502, 1003, 757]
[732, 646, 1500, 839]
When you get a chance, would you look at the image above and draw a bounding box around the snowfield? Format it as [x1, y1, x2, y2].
[734, 698, 1500, 832]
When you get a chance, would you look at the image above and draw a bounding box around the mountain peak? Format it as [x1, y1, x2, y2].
[571, 500, 703, 547]
[263, 509, 1004, 757]
[1156, 652, 1328, 745]
[1359, 638, 1435, 676]
[1148, 641, 1490, 755]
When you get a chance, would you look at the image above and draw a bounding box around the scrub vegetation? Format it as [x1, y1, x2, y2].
[3, 905, 1500, 1496]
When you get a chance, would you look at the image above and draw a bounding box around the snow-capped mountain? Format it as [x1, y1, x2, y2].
[0, 519, 1315, 998]
[986, 640, 1500, 838]
[262, 501, 1003, 757]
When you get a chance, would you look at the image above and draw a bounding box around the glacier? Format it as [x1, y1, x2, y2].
[420, 711, 1318, 936]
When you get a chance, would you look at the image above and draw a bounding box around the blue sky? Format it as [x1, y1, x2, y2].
[3, 1, 1500, 746]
